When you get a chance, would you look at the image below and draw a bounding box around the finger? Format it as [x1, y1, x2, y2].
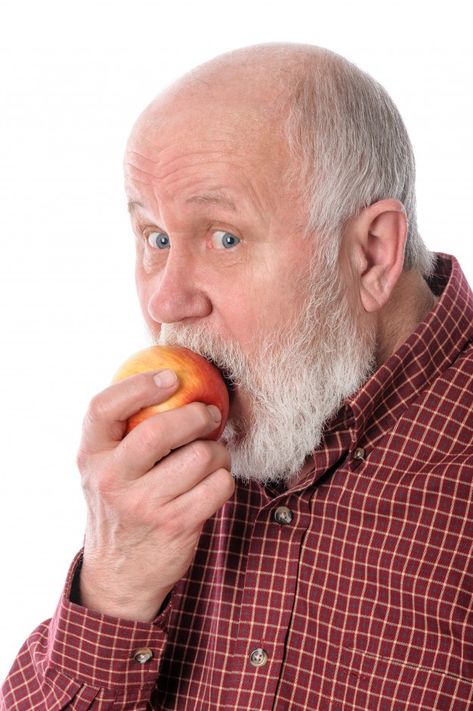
[167, 467, 235, 528]
[131, 438, 231, 496]
[81, 370, 180, 452]
[114, 402, 224, 479]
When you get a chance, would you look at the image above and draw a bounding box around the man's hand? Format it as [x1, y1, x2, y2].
[76, 370, 234, 622]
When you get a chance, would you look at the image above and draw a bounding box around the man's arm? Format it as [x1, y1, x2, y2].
[0, 553, 170, 710]
[1, 370, 234, 708]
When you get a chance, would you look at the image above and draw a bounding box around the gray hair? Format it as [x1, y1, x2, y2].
[284, 49, 435, 275]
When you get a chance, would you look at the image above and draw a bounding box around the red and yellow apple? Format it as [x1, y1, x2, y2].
[113, 345, 229, 440]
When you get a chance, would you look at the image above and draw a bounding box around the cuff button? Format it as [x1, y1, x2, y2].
[133, 647, 154, 664]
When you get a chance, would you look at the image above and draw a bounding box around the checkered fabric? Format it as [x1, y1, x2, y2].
[2, 253, 473, 710]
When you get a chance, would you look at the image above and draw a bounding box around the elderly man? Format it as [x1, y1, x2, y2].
[2, 43, 473, 710]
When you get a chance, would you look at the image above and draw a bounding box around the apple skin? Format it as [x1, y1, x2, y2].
[112, 345, 230, 440]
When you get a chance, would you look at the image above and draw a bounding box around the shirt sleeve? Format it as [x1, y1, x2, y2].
[0, 551, 173, 710]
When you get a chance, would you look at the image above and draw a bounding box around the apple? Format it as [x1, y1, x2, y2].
[113, 345, 230, 440]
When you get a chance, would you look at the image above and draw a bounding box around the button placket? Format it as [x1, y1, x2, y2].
[224, 502, 310, 696]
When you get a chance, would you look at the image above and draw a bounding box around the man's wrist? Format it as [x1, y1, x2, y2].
[74, 562, 172, 623]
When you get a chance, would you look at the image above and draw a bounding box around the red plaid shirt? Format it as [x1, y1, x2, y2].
[2, 253, 473, 711]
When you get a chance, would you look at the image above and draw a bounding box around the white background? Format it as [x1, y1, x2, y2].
[1, 0, 472, 682]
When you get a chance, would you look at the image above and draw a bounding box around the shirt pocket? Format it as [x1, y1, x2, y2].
[330, 646, 473, 711]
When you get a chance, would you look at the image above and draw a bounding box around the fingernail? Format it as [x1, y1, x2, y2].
[207, 405, 222, 423]
[154, 369, 178, 388]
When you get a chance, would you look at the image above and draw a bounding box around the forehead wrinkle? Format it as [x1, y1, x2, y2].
[127, 148, 244, 186]
[125, 134, 283, 224]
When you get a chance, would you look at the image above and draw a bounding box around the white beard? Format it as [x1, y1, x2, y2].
[155, 255, 376, 485]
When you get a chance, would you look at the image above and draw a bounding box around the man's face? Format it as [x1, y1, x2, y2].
[125, 89, 376, 483]
[125, 94, 317, 417]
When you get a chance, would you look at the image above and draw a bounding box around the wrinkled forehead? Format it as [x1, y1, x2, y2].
[124, 92, 292, 202]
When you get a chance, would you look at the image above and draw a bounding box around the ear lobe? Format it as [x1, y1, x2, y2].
[355, 200, 407, 313]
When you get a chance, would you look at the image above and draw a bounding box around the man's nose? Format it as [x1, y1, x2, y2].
[146, 249, 212, 325]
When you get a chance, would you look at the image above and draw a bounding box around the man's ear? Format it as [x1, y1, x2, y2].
[348, 199, 407, 313]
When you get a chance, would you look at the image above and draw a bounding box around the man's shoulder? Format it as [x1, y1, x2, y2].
[438, 337, 473, 390]
[409, 339, 473, 464]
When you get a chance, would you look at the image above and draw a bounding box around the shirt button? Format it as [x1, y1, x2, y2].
[273, 506, 294, 525]
[133, 647, 154, 664]
[353, 447, 365, 461]
[249, 648, 268, 667]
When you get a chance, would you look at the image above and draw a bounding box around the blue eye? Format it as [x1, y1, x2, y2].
[210, 230, 241, 249]
[148, 231, 170, 249]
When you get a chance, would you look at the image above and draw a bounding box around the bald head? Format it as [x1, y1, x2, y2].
[129, 44, 348, 154]
[151, 44, 328, 110]
[128, 43, 329, 168]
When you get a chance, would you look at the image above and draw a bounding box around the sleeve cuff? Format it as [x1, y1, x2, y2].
[46, 550, 172, 691]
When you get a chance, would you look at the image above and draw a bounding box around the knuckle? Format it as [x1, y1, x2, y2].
[86, 393, 108, 425]
[214, 468, 235, 498]
[79, 468, 91, 493]
[121, 494, 147, 523]
[164, 513, 185, 539]
[95, 469, 118, 498]
[81, 475, 99, 505]
[79, 466, 97, 498]
[135, 421, 161, 452]
[215, 442, 231, 469]
[188, 440, 212, 469]
[76, 446, 89, 472]
[80, 458, 115, 499]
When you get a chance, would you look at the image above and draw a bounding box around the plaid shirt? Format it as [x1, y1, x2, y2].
[2, 253, 473, 711]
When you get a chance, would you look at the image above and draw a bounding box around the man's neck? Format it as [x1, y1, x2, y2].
[375, 270, 438, 366]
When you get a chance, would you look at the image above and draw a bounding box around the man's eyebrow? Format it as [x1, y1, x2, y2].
[184, 191, 237, 212]
[127, 192, 237, 215]
[127, 200, 144, 215]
